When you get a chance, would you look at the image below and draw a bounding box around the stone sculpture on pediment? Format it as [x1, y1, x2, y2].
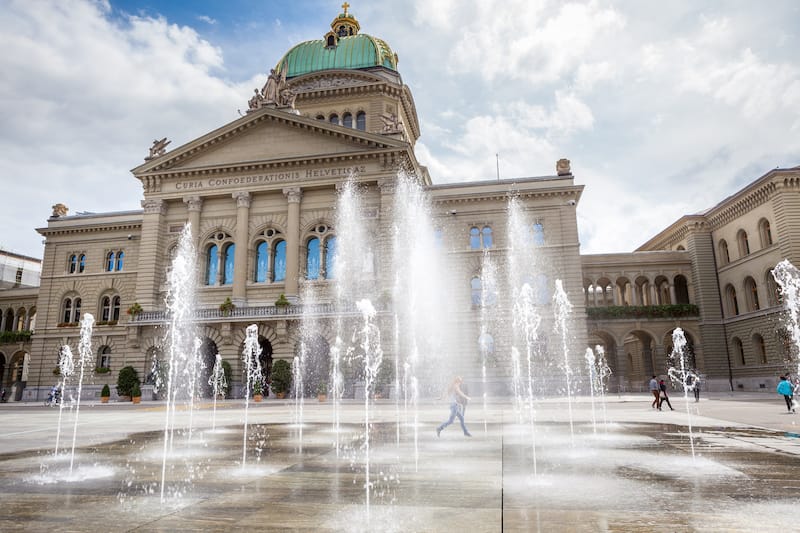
[380, 113, 403, 133]
[146, 138, 171, 160]
[556, 158, 571, 176]
[51, 203, 68, 217]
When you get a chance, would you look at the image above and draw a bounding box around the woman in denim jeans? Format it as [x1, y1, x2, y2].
[436, 376, 472, 437]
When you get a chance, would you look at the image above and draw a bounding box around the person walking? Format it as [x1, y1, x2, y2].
[649, 375, 660, 410]
[686, 372, 701, 402]
[436, 376, 472, 437]
[659, 379, 674, 410]
[777, 376, 795, 413]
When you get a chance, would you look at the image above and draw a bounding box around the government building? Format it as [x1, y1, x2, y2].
[1, 6, 798, 402]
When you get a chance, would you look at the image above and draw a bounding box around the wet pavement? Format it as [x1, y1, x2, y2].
[1, 394, 800, 532]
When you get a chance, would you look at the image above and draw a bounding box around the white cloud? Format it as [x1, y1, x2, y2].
[0, 0, 257, 257]
[197, 15, 217, 25]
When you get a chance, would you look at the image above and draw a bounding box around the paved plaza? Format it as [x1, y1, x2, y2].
[1, 392, 800, 532]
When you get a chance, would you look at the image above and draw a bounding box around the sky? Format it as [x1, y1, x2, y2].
[1, 0, 799, 259]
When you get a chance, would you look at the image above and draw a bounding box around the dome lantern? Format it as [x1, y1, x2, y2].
[330, 2, 360, 39]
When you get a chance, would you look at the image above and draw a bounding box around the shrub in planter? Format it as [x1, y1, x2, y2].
[275, 293, 290, 307]
[131, 382, 142, 404]
[101, 384, 110, 403]
[117, 365, 140, 397]
[270, 359, 292, 397]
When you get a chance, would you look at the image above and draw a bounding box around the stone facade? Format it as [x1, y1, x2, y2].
[0, 10, 797, 401]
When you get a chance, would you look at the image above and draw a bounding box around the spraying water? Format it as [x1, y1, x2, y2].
[54, 345, 74, 456]
[160, 223, 198, 502]
[478, 249, 498, 434]
[553, 280, 575, 444]
[208, 353, 226, 430]
[594, 345, 612, 429]
[772, 260, 800, 380]
[242, 324, 262, 468]
[69, 313, 94, 475]
[585, 348, 598, 434]
[667, 327, 697, 460]
[355, 298, 382, 525]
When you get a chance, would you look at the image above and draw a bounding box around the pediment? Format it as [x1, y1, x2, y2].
[132, 107, 405, 176]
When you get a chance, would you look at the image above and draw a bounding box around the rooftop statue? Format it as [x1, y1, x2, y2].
[146, 138, 171, 160]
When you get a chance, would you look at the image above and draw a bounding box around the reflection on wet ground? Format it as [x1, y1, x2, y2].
[1, 406, 800, 532]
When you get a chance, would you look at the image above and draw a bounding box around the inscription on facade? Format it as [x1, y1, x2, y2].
[173, 165, 367, 191]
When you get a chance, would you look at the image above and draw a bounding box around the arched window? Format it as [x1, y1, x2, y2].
[356, 111, 366, 130]
[326, 35, 335, 47]
[718, 240, 730, 265]
[223, 244, 235, 285]
[482, 226, 493, 248]
[78, 254, 86, 273]
[4, 308, 13, 331]
[532, 223, 545, 246]
[68, 254, 77, 274]
[469, 227, 481, 249]
[97, 345, 111, 370]
[753, 334, 767, 364]
[274, 240, 287, 282]
[732, 337, 745, 366]
[329, 114, 339, 125]
[112, 296, 121, 321]
[737, 229, 750, 257]
[759, 218, 773, 248]
[106, 252, 115, 272]
[674, 275, 690, 304]
[744, 277, 760, 311]
[306, 237, 321, 280]
[342, 112, 353, 128]
[471, 276, 482, 306]
[115, 251, 124, 271]
[255, 242, 269, 283]
[206, 244, 219, 285]
[62, 297, 81, 324]
[324, 236, 337, 279]
[725, 284, 739, 316]
[316, 114, 325, 120]
[101, 296, 111, 322]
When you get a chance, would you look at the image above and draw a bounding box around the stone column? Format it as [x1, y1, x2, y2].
[134, 198, 168, 308]
[232, 192, 251, 306]
[669, 283, 677, 305]
[592, 282, 598, 306]
[183, 196, 204, 249]
[612, 282, 619, 305]
[649, 284, 657, 306]
[283, 187, 303, 298]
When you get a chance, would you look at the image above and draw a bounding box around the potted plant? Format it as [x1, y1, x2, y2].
[117, 365, 140, 402]
[275, 293, 290, 307]
[126, 302, 143, 317]
[131, 382, 142, 404]
[317, 381, 328, 402]
[252, 379, 264, 402]
[100, 384, 110, 403]
[219, 297, 236, 316]
[270, 359, 292, 399]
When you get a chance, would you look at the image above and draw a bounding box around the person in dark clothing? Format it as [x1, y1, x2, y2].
[659, 379, 674, 410]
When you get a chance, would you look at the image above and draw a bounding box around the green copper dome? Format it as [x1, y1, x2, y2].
[275, 6, 397, 78]
[277, 33, 397, 78]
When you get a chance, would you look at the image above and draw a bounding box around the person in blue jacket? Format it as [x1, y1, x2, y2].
[777, 376, 795, 413]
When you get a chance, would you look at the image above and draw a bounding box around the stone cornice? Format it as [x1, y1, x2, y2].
[429, 184, 582, 205]
[706, 180, 777, 229]
[38, 221, 141, 237]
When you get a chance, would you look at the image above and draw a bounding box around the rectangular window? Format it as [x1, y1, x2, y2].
[15, 268, 22, 284]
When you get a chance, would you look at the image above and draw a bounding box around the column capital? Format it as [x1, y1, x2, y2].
[140, 198, 166, 215]
[232, 191, 252, 208]
[283, 187, 303, 204]
[183, 196, 204, 212]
